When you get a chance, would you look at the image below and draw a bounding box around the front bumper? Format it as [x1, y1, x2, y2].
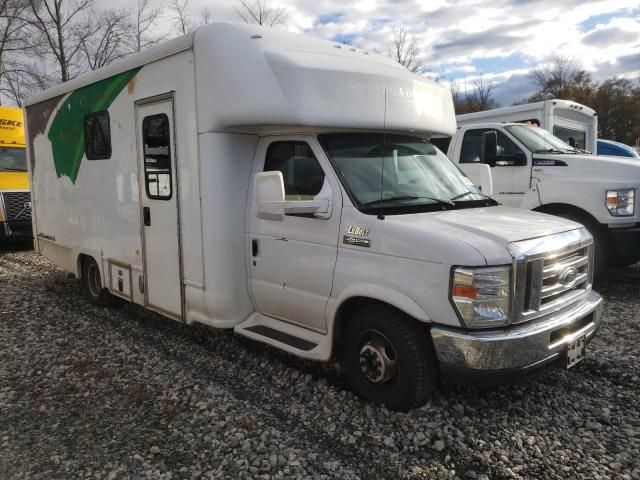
[0, 220, 33, 242]
[431, 291, 603, 384]
[608, 224, 640, 258]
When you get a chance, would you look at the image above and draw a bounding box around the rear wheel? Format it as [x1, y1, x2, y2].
[341, 304, 437, 411]
[81, 257, 117, 307]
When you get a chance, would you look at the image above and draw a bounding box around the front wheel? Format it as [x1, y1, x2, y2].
[341, 304, 437, 411]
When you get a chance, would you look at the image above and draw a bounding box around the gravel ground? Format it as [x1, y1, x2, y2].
[1, 249, 639, 480]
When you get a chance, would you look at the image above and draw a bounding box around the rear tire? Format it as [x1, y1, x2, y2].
[81, 257, 117, 307]
[341, 304, 437, 411]
[552, 211, 609, 277]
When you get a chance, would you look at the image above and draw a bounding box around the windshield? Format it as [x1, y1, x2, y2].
[319, 133, 493, 214]
[505, 125, 576, 154]
[0, 147, 27, 171]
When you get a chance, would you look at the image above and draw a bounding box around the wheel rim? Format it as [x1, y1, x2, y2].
[358, 330, 398, 385]
[87, 263, 102, 298]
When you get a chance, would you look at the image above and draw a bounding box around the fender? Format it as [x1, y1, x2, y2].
[535, 177, 610, 224]
[326, 282, 432, 327]
[519, 186, 543, 210]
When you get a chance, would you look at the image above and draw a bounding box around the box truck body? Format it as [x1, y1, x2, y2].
[457, 100, 598, 153]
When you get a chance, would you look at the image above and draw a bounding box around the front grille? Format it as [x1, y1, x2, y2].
[509, 229, 593, 324]
[2, 191, 32, 221]
[539, 246, 590, 313]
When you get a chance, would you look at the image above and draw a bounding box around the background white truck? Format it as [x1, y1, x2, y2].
[457, 99, 598, 153]
[436, 123, 640, 272]
[27, 23, 602, 410]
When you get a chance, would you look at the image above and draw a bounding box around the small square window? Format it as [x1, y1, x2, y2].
[84, 111, 111, 160]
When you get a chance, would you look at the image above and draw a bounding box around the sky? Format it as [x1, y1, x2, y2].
[113, 0, 640, 106]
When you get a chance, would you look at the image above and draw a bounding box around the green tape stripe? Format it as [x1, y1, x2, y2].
[48, 67, 142, 183]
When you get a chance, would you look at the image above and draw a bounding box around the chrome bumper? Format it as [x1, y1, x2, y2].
[431, 291, 603, 374]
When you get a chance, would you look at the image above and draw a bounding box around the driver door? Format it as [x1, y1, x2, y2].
[458, 127, 530, 207]
[248, 136, 342, 333]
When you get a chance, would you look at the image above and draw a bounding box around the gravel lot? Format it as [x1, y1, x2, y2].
[1, 249, 639, 480]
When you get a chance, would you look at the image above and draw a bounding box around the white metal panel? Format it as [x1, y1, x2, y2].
[183, 132, 258, 328]
[28, 50, 198, 305]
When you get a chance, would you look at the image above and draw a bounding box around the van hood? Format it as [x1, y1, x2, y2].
[344, 205, 583, 266]
[535, 152, 640, 182]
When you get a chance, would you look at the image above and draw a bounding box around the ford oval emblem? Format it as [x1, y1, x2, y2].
[559, 267, 579, 287]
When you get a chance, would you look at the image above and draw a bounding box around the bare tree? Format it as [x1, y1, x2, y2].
[389, 24, 421, 73]
[199, 6, 211, 25]
[80, 8, 131, 71]
[235, 0, 287, 27]
[529, 55, 592, 100]
[132, 0, 164, 52]
[0, 0, 34, 103]
[24, 0, 101, 82]
[169, 0, 192, 35]
[466, 78, 498, 111]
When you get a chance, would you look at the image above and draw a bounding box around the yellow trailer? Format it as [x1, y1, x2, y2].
[0, 106, 31, 243]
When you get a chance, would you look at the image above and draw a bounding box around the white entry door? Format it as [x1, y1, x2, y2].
[136, 97, 183, 320]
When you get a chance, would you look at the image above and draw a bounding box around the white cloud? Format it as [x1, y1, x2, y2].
[103, 0, 640, 104]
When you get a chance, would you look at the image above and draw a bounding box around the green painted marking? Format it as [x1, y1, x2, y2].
[48, 67, 141, 183]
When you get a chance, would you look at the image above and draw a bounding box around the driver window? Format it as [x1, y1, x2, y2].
[460, 129, 526, 166]
[264, 142, 325, 201]
[460, 129, 486, 163]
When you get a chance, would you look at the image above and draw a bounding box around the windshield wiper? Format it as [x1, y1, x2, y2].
[0, 167, 26, 172]
[533, 148, 576, 154]
[363, 195, 455, 208]
[450, 191, 487, 202]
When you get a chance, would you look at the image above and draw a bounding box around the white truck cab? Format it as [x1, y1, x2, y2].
[457, 99, 598, 153]
[442, 123, 640, 273]
[27, 23, 603, 411]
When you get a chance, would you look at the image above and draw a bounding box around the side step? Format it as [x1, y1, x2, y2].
[235, 313, 332, 361]
[244, 325, 317, 351]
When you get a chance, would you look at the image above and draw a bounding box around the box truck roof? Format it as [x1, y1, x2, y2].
[26, 22, 456, 136]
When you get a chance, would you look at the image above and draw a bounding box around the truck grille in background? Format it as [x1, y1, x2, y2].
[2, 192, 32, 221]
[510, 230, 593, 325]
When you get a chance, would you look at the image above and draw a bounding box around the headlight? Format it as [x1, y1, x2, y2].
[606, 189, 635, 217]
[451, 266, 511, 328]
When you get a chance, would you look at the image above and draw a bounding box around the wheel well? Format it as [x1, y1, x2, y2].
[533, 203, 601, 230]
[77, 254, 90, 279]
[332, 297, 428, 359]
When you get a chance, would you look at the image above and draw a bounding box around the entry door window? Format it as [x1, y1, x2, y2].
[142, 114, 172, 200]
[264, 142, 325, 201]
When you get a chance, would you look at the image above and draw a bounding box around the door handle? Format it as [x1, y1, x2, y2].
[252, 239, 259, 257]
[143, 207, 151, 226]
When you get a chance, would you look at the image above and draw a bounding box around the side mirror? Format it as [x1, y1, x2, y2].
[476, 163, 494, 195]
[457, 163, 494, 196]
[481, 131, 498, 167]
[254, 172, 332, 221]
[254, 171, 285, 221]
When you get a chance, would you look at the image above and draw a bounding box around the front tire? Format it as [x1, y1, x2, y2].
[341, 304, 437, 411]
[81, 257, 117, 307]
